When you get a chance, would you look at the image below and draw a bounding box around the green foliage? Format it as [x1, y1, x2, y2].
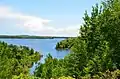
[55, 38, 76, 50]
[61, 0, 120, 78]
[58, 76, 75, 79]
[80, 69, 120, 79]
[12, 70, 120, 79]
[12, 73, 40, 79]
[45, 0, 120, 78]
[34, 53, 67, 79]
[1, 0, 120, 79]
[0, 41, 41, 79]
[64, 38, 88, 78]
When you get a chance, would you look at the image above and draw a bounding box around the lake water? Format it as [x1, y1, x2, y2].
[0, 38, 69, 74]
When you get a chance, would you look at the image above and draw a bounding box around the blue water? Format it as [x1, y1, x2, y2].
[0, 38, 69, 74]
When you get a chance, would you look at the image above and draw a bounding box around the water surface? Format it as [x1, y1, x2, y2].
[0, 38, 69, 74]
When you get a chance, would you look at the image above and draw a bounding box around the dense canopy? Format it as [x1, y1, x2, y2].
[0, 41, 41, 79]
[1, 0, 120, 79]
[36, 0, 120, 78]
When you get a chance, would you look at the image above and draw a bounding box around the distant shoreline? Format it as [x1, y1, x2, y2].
[0, 35, 75, 39]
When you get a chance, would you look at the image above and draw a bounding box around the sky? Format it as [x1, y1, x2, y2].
[0, 0, 101, 36]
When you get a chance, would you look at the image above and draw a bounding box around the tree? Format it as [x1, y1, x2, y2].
[0, 41, 41, 78]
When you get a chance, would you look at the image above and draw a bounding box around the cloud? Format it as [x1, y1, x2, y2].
[0, 6, 80, 36]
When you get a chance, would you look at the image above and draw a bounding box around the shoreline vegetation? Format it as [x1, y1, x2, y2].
[0, 35, 75, 39]
[1, 0, 120, 79]
[0, 41, 42, 79]
[55, 37, 76, 50]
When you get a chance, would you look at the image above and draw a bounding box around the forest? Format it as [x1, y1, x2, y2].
[0, 0, 120, 79]
[0, 41, 41, 79]
[0, 35, 71, 39]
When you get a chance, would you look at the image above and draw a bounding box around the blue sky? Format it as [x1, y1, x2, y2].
[0, 0, 101, 36]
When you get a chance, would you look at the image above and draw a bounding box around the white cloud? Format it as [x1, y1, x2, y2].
[0, 6, 80, 36]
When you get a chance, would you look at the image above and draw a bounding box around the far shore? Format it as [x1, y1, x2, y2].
[0, 35, 76, 39]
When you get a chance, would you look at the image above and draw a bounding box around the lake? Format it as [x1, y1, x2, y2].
[0, 38, 69, 74]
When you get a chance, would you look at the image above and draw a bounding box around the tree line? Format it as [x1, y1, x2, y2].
[1, 0, 120, 79]
[35, 0, 120, 78]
